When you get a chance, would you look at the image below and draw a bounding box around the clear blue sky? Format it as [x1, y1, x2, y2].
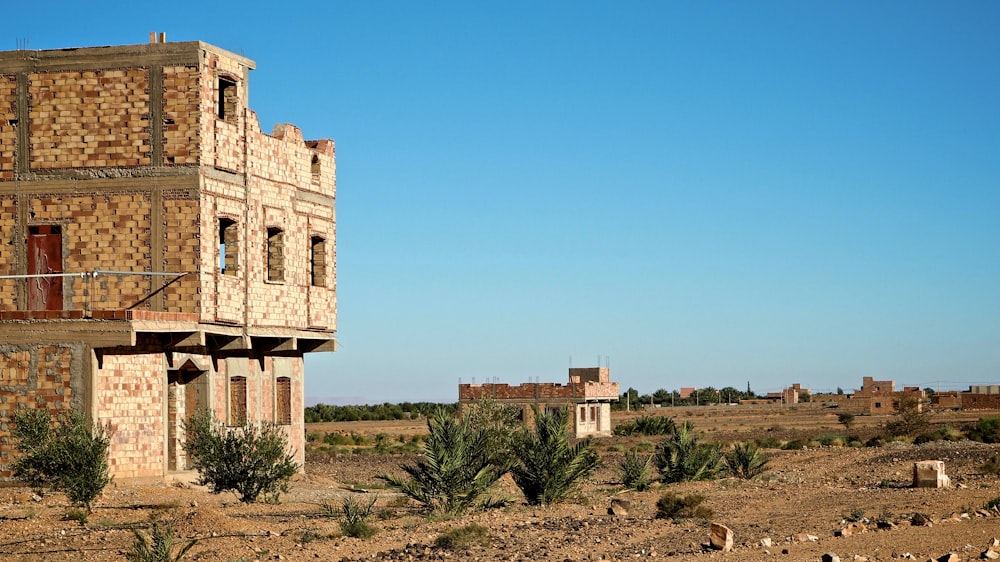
[12, 1, 1000, 403]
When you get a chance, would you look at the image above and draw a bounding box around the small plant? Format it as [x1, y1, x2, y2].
[618, 448, 653, 491]
[753, 436, 782, 449]
[126, 521, 198, 562]
[334, 496, 377, 538]
[510, 406, 601, 505]
[183, 410, 299, 504]
[843, 507, 865, 523]
[433, 524, 491, 550]
[986, 496, 1000, 511]
[837, 413, 855, 430]
[379, 408, 504, 515]
[983, 454, 1000, 475]
[64, 508, 89, 525]
[654, 423, 722, 483]
[11, 409, 112, 511]
[724, 441, 769, 479]
[655, 492, 713, 520]
[782, 439, 807, 450]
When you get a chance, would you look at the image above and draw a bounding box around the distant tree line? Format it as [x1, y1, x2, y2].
[613, 386, 758, 410]
[304, 402, 457, 423]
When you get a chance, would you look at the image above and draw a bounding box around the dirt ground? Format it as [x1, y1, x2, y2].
[2, 405, 1000, 562]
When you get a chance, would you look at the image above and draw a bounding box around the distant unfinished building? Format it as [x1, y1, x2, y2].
[0, 37, 336, 480]
[458, 368, 620, 438]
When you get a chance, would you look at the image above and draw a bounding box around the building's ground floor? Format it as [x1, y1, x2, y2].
[0, 319, 317, 481]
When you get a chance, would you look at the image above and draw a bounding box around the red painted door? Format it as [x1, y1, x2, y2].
[27, 226, 63, 311]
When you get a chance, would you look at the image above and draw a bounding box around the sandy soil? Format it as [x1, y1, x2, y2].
[1, 405, 998, 562]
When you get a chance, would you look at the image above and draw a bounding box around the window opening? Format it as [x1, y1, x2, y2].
[219, 218, 238, 275]
[267, 227, 284, 282]
[310, 236, 326, 287]
[276, 377, 292, 425]
[230, 376, 247, 425]
[218, 76, 237, 123]
[311, 155, 321, 185]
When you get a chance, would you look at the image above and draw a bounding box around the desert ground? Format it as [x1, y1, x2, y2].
[2, 404, 1000, 561]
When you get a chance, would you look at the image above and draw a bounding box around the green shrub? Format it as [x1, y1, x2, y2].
[11, 410, 112, 511]
[816, 434, 846, 447]
[511, 405, 600, 505]
[434, 524, 491, 550]
[966, 417, 1000, 443]
[982, 454, 1000, 476]
[613, 415, 676, 437]
[330, 496, 377, 538]
[618, 448, 653, 491]
[724, 441, 769, 479]
[183, 410, 299, 504]
[753, 436, 782, 449]
[653, 423, 721, 483]
[655, 492, 713, 520]
[379, 408, 504, 515]
[464, 398, 521, 472]
[837, 413, 855, 429]
[126, 521, 198, 562]
[782, 439, 807, 450]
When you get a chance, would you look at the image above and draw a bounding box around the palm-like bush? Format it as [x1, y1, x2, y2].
[511, 406, 600, 505]
[618, 447, 653, 491]
[654, 422, 722, 483]
[379, 409, 503, 515]
[724, 441, 769, 479]
[126, 521, 197, 562]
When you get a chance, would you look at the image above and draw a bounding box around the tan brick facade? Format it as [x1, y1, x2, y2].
[0, 40, 336, 480]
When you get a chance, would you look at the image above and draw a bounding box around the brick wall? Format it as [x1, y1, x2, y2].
[96, 352, 165, 479]
[0, 75, 14, 180]
[162, 66, 201, 165]
[29, 69, 151, 170]
[0, 344, 79, 476]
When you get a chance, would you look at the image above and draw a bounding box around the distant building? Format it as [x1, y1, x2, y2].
[931, 385, 1000, 411]
[679, 387, 696, 399]
[458, 367, 620, 438]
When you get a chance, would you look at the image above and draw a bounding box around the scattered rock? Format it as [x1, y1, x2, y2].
[836, 522, 867, 537]
[937, 553, 959, 562]
[822, 554, 840, 562]
[790, 532, 819, 542]
[760, 538, 772, 548]
[609, 499, 630, 517]
[911, 513, 934, 527]
[710, 523, 734, 552]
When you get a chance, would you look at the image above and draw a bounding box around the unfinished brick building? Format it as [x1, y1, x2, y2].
[0, 37, 336, 480]
[458, 368, 619, 438]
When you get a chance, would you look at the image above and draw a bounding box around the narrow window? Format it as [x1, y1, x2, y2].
[267, 227, 284, 282]
[590, 406, 597, 424]
[311, 154, 321, 185]
[218, 218, 238, 275]
[310, 236, 326, 287]
[218, 76, 237, 123]
[579, 406, 586, 422]
[276, 377, 292, 425]
[230, 376, 247, 425]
